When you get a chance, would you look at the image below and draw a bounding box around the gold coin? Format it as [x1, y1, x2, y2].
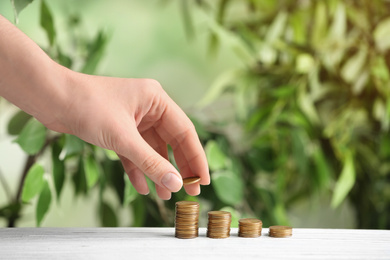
[175, 201, 200, 239]
[183, 177, 201, 185]
[269, 225, 292, 238]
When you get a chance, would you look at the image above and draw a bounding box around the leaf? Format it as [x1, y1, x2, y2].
[21, 163, 45, 202]
[181, 0, 194, 40]
[72, 159, 87, 195]
[265, 11, 287, 43]
[104, 149, 119, 161]
[51, 142, 65, 200]
[123, 175, 138, 206]
[212, 170, 244, 205]
[331, 151, 355, 208]
[312, 145, 332, 190]
[329, 3, 346, 40]
[197, 69, 240, 107]
[57, 47, 72, 68]
[36, 180, 52, 226]
[40, 0, 56, 46]
[341, 47, 367, 84]
[205, 140, 227, 171]
[7, 110, 31, 135]
[311, 1, 328, 47]
[83, 154, 100, 189]
[131, 196, 146, 227]
[99, 201, 118, 227]
[374, 17, 390, 52]
[11, 0, 34, 23]
[59, 134, 84, 159]
[81, 30, 108, 74]
[14, 118, 46, 155]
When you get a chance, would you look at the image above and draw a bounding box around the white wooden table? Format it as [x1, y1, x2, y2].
[0, 228, 389, 259]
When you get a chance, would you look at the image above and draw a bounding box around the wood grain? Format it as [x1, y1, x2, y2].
[0, 228, 389, 259]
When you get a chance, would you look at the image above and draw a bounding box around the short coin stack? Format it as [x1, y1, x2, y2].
[207, 211, 232, 239]
[269, 225, 293, 238]
[238, 218, 263, 238]
[175, 201, 200, 239]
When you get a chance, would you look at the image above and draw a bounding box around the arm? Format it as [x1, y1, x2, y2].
[0, 15, 210, 200]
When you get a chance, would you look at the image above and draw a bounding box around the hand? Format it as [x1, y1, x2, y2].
[50, 72, 210, 200]
[0, 14, 209, 200]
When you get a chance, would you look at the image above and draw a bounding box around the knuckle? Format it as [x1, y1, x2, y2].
[140, 154, 163, 179]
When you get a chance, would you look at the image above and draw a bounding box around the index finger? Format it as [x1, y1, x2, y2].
[154, 98, 210, 186]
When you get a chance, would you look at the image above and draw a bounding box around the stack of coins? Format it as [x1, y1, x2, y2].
[175, 201, 199, 239]
[269, 225, 293, 238]
[207, 211, 232, 239]
[238, 218, 263, 238]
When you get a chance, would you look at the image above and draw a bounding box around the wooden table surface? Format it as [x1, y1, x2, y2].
[0, 228, 389, 259]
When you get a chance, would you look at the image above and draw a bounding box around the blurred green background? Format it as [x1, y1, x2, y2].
[0, 0, 389, 229]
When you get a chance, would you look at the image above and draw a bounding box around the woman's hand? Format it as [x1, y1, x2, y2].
[0, 14, 210, 200]
[57, 73, 210, 200]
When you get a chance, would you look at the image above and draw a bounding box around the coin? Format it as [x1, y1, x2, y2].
[207, 211, 231, 239]
[238, 218, 262, 238]
[183, 177, 201, 185]
[269, 225, 292, 238]
[175, 201, 200, 239]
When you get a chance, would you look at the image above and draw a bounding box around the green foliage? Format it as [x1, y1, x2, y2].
[14, 118, 46, 155]
[36, 180, 52, 226]
[10, 0, 34, 23]
[181, 0, 390, 229]
[7, 110, 31, 136]
[21, 163, 45, 203]
[40, 0, 56, 46]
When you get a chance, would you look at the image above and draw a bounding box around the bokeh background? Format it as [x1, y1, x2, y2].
[1, 0, 389, 229]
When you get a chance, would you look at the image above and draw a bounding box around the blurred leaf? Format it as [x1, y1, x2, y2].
[341, 47, 367, 84]
[205, 140, 227, 171]
[265, 11, 287, 43]
[81, 30, 108, 74]
[22, 163, 45, 203]
[7, 110, 31, 136]
[83, 154, 99, 189]
[99, 201, 118, 227]
[311, 1, 328, 47]
[40, 0, 56, 46]
[180, 0, 194, 40]
[60, 134, 84, 159]
[14, 118, 46, 155]
[104, 160, 125, 204]
[219, 206, 240, 227]
[57, 47, 72, 68]
[36, 180, 52, 226]
[104, 149, 119, 160]
[212, 170, 244, 205]
[374, 17, 390, 52]
[198, 69, 239, 107]
[0, 202, 21, 220]
[312, 145, 332, 190]
[190, 117, 211, 140]
[131, 196, 146, 227]
[331, 151, 355, 208]
[51, 142, 65, 200]
[72, 159, 88, 195]
[329, 3, 346, 40]
[123, 175, 138, 206]
[10, 0, 34, 23]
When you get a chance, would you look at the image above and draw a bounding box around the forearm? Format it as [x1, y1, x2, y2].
[0, 15, 70, 131]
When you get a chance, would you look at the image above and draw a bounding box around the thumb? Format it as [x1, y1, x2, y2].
[117, 129, 183, 192]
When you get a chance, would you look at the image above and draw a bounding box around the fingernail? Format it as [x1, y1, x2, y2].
[162, 173, 183, 192]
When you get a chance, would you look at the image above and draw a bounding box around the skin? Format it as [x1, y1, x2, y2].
[0, 14, 210, 200]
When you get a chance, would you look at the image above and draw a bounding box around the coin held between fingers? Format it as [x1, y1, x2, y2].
[183, 177, 201, 186]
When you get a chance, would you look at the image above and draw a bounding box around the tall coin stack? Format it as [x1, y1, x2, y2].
[207, 211, 232, 239]
[269, 226, 293, 238]
[238, 218, 263, 238]
[175, 201, 200, 239]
